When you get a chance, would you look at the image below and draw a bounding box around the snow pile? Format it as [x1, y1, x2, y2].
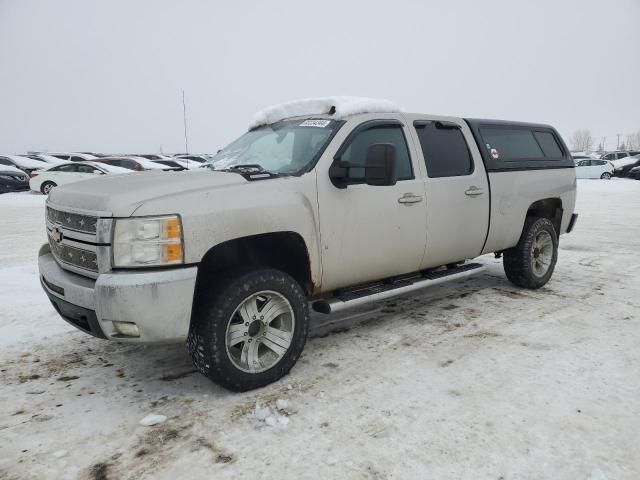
[249, 96, 401, 129]
[253, 400, 290, 428]
[139, 414, 167, 426]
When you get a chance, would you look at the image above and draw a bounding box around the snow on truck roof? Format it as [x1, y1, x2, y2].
[249, 96, 401, 130]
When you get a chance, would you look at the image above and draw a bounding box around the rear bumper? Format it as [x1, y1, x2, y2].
[566, 213, 578, 234]
[38, 247, 198, 343]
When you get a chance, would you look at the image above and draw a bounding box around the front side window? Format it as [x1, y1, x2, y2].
[340, 125, 413, 183]
[415, 122, 473, 177]
[205, 119, 340, 175]
[0, 158, 12, 166]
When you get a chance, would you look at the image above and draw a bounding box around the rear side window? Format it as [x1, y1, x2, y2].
[52, 164, 77, 172]
[414, 122, 473, 177]
[479, 127, 564, 161]
[533, 131, 563, 158]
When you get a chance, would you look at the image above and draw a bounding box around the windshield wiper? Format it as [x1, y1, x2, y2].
[213, 164, 284, 180]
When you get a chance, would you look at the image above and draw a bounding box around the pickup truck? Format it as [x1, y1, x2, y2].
[38, 97, 578, 391]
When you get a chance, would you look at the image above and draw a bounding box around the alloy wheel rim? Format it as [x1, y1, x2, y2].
[531, 231, 553, 277]
[225, 291, 295, 374]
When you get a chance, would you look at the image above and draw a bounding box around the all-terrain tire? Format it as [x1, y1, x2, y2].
[187, 268, 309, 391]
[503, 217, 558, 289]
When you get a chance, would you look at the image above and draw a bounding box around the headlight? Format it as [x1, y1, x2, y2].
[112, 215, 184, 268]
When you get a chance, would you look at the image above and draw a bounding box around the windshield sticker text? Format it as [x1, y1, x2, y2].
[299, 120, 331, 128]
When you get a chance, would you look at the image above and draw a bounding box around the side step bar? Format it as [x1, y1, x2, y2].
[312, 263, 485, 314]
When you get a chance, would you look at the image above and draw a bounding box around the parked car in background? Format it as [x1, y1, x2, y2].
[574, 159, 614, 179]
[0, 154, 47, 174]
[29, 161, 130, 195]
[20, 153, 66, 165]
[611, 155, 640, 177]
[96, 156, 182, 171]
[571, 152, 599, 162]
[601, 151, 640, 161]
[44, 152, 99, 162]
[135, 154, 173, 161]
[627, 166, 640, 180]
[0, 165, 30, 193]
[174, 154, 214, 164]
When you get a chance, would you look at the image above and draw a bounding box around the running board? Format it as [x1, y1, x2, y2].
[312, 263, 485, 314]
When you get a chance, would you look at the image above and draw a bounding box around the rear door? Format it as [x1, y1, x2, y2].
[406, 116, 490, 268]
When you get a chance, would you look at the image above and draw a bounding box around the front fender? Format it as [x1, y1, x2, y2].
[132, 174, 323, 288]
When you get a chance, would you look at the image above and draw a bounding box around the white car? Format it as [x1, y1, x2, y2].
[97, 156, 182, 171]
[44, 152, 99, 162]
[575, 159, 614, 179]
[0, 154, 47, 174]
[29, 161, 130, 195]
[20, 154, 66, 165]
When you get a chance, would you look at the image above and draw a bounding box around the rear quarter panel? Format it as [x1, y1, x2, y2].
[482, 168, 577, 253]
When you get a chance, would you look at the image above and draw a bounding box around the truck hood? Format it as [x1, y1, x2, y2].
[47, 170, 248, 216]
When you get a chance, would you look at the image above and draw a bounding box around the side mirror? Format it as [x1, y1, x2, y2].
[93, 170, 104, 175]
[364, 143, 397, 186]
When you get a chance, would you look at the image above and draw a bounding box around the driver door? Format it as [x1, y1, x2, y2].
[316, 119, 427, 292]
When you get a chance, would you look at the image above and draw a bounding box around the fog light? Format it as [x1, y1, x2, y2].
[112, 321, 140, 337]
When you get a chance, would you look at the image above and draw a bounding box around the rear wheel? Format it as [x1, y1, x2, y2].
[40, 181, 57, 195]
[503, 217, 558, 289]
[187, 268, 309, 391]
[600, 172, 611, 180]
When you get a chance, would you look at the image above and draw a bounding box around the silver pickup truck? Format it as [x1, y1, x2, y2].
[38, 97, 578, 391]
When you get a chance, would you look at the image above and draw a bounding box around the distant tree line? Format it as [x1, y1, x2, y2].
[569, 129, 640, 153]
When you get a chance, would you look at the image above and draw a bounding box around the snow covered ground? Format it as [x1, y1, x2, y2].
[1, 180, 640, 480]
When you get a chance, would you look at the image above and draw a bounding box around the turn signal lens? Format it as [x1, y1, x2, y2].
[165, 217, 181, 239]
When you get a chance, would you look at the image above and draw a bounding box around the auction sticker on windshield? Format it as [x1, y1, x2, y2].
[299, 119, 331, 127]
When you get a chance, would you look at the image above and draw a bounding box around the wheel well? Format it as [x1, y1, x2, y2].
[526, 198, 563, 235]
[193, 232, 313, 302]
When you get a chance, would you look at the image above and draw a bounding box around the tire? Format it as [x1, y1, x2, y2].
[187, 268, 309, 391]
[503, 217, 558, 289]
[41, 181, 57, 195]
[600, 172, 611, 180]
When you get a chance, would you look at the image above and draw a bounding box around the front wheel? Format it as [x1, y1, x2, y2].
[600, 172, 612, 180]
[503, 217, 558, 289]
[187, 268, 309, 391]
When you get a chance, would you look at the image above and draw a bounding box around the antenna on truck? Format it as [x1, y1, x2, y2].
[182, 90, 190, 155]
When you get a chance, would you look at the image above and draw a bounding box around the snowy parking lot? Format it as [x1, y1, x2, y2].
[1, 179, 639, 480]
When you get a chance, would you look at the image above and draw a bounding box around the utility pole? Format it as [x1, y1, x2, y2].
[182, 90, 189, 155]
[616, 133, 621, 150]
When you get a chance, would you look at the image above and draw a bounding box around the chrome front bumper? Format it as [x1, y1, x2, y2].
[38, 246, 198, 343]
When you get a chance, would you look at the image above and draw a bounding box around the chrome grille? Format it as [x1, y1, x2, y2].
[46, 207, 98, 234]
[48, 235, 99, 273]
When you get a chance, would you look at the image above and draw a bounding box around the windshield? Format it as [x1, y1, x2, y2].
[205, 119, 340, 175]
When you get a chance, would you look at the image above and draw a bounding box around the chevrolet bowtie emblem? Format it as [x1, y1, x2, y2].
[52, 227, 63, 244]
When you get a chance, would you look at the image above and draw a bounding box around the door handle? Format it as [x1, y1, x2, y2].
[398, 193, 424, 204]
[465, 186, 484, 197]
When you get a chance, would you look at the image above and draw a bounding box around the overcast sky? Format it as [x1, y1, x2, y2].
[1, 0, 639, 154]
